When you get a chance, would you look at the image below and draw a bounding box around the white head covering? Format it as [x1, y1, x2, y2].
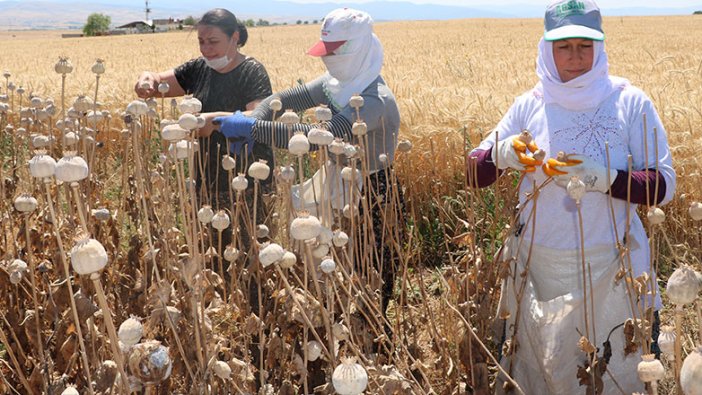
[534, 38, 628, 111]
[307, 8, 384, 109]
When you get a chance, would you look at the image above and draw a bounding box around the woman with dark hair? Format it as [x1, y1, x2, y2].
[135, 8, 274, 198]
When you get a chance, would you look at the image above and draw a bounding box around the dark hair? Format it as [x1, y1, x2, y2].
[198, 8, 248, 47]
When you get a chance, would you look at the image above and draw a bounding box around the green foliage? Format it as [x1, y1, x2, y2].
[296, 20, 302, 25]
[245, 19, 255, 27]
[83, 13, 111, 36]
[256, 19, 270, 27]
[694, 10, 702, 14]
[183, 15, 196, 25]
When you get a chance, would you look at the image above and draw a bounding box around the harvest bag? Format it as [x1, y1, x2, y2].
[291, 161, 363, 217]
[496, 236, 643, 394]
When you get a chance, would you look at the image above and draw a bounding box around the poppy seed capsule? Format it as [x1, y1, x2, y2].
[320, 257, 336, 274]
[61, 386, 79, 395]
[290, 211, 322, 240]
[213, 360, 231, 380]
[168, 140, 192, 161]
[279, 165, 296, 182]
[126, 99, 148, 116]
[221, 155, 236, 171]
[288, 132, 310, 156]
[344, 144, 358, 158]
[566, 176, 586, 203]
[315, 105, 333, 122]
[333, 322, 350, 341]
[91, 59, 105, 75]
[658, 325, 675, 360]
[178, 113, 198, 130]
[340, 167, 360, 182]
[329, 138, 346, 155]
[681, 346, 702, 395]
[29, 152, 57, 179]
[211, 210, 230, 231]
[318, 227, 333, 245]
[637, 353, 665, 383]
[30, 96, 43, 108]
[178, 95, 202, 114]
[127, 341, 172, 385]
[279, 251, 297, 269]
[332, 357, 368, 395]
[56, 152, 89, 182]
[397, 139, 412, 152]
[256, 224, 269, 239]
[223, 245, 240, 262]
[14, 192, 37, 212]
[231, 173, 249, 191]
[161, 124, 188, 142]
[70, 234, 108, 275]
[157, 82, 170, 94]
[54, 57, 73, 74]
[647, 207, 665, 225]
[197, 205, 215, 224]
[351, 121, 367, 136]
[31, 134, 51, 149]
[349, 95, 364, 109]
[91, 207, 111, 222]
[118, 317, 143, 347]
[332, 230, 349, 247]
[248, 160, 270, 180]
[308, 128, 334, 146]
[270, 98, 282, 112]
[306, 341, 323, 362]
[312, 243, 330, 259]
[689, 201, 702, 221]
[666, 265, 700, 307]
[279, 110, 299, 125]
[259, 243, 285, 267]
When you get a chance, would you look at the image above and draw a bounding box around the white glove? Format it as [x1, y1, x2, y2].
[554, 154, 618, 193]
[492, 132, 544, 172]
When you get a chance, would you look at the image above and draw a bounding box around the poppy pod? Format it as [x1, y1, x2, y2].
[288, 132, 310, 156]
[86, 111, 104, 125]
[259, 243, 285, 267]
[29, 151, 56, 179]
[290, 211, 322, 240]
[231, 173, 249, 191]
[9, 259, 27, 285]
[658, 326, 675, 360]
[118, 317, 144, 347]
[213, 360, 231, 380]
[344, 144, 358, 158]
[256, 224, 270, 239]
[279, 110, 300, 125]
[332, 357, 368, 395]
[223, 245, 240, 262]
[248, 160, 270, 180]
[92, 207, 111, 222]
[308, 128, 334, 146]
[270, 98, 282, 112]
[332, 230, 349, 247]
[126, 99, 148, 116]
[178, 95, 202, 114]
[61, 386, 79, 395]
[70, 233, 108, 275]
[329, 138, 346, 155]
[211, 210, 230, 231]
[168, 140, 192, 161]
[279, 251, 297, 269]
[161, 124, 188, 142]
[56, 152, 89, 183]
[306, 340, 323, 362]
[666, 265, 700, 307]
[55, 57, 73, 74]
[14, 193, 37, 213]
[349, 95, 364, 109]
[197, 205, 215, 224]
[157, 82, 170, 94]
[312, 243, 330, 259]
[91, 59, 105, 75]
[637, 353, 665, 383]
[320, 257, 336, 274]
[315, 105, 333, 122]
[63, 131, 79, 146]
[178, 113, 198, 130]
[221, 155, 236, 171]
[647, 207, 665, 225]
[681, 346, 702, 395]
[128, 341, 172, 385]
[689, 201, 702, 221]
[341, 166, 360, 182]
[30, 96, 43, 109]
[351, 121, 367, 137]
[397, 139, 413, 152]
[160, 119, 176, 128]
[279, 165, 296, 182]
[566, 176, 586, 203]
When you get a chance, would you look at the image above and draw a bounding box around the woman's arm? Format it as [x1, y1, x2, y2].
[134, 70, 185, 98]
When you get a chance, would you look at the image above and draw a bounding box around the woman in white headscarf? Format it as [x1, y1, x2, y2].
[468, 0, 675, 393]
[215, 8, 403, 319]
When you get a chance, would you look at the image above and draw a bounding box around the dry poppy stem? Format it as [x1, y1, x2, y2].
[43, 180, 95, 395]
[89, 273, 130, 393]
[0, 317, 34, 395]
[70, 182, 89, 234]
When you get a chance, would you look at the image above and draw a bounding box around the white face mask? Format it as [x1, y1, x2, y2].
[204, 54, 231, 71]
[322, 53, 356, 81]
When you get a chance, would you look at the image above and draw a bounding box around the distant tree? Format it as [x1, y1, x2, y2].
[303, 20, 309, 25]
[256, 19, 270, 26]
[183, 15, 196, 25]
[296, 20, 302, 25]
[694, 10, 702, 14]
[83, 13, 111, 36]
[245, 19, 255, 27]
[313, 20, 318, 24]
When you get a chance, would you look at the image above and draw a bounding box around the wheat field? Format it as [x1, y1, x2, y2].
[1, 15, 702, 394]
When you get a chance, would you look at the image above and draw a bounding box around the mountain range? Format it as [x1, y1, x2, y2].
[0, 0, 700, 30]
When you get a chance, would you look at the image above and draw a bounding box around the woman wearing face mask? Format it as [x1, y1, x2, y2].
[214, 8, 403, 326]
[135, 8, 274, 196]
[468, 0, 674, 393]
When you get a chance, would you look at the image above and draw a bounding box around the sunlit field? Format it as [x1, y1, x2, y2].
[1, 15, 701, 394]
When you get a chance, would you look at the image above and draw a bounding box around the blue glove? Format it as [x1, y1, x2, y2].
[213, 111, 256, 156]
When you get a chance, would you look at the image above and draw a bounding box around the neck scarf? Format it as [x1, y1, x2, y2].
[535, 38, 628, 111]
[322, 33, 383, 110]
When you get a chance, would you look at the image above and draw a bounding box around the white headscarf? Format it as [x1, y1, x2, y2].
[322, 32, 384, 110]
[535, 38, 628, 111]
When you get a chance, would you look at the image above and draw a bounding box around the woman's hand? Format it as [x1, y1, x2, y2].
[492, 132, 544, 172]
[134, 72, 158, 98]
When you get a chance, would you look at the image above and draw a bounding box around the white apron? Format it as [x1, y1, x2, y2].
[496, 235, 643, 394]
